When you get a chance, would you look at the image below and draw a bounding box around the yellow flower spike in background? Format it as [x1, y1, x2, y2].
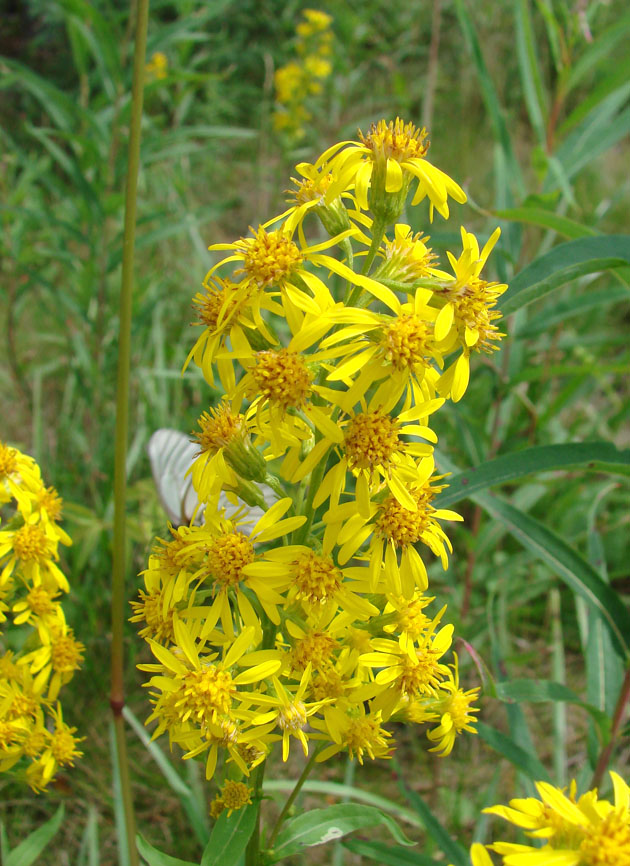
[0, 443, 82, 792]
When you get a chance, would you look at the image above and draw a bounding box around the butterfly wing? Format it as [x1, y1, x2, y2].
[147, 429, 202, 526]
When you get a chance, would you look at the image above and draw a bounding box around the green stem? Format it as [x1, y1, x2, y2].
[267, 748, 320, 851]
[346, 216, 387, 307]
[245, 759, 267, 866]
[109, 2, 149, 865]
[293, 444, 331, 545]
[590, 664, 630, 790]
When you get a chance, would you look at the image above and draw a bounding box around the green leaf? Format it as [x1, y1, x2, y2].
[201, 804, 257, 866]
[435, 453, 630, 659]
[435, 442, 630, 508]
[477, 722, 552, 782]
[343, 839, 442, 866]
[263, 779, 422, 828]
[494, 206, 599, 239]
[515, 285, 630, 338]
[396, 779, 467, 866]
[266, 804, 414, 863]
[501, 235, 630, 313]
[4, 806, 64, 866]
[136, 834, 197, 866]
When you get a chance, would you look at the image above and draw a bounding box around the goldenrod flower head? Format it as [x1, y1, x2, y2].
[236, 226, 304, 289]
[193, 277, 247, 332]
[297, 9, 332, 36]
[251, 348, 313, 411]
[206, 531, 255, 588]
[291, 550, 342, 605]
[426, 655, 479, 756]
[209, 797, 225, 819]
[344, 411, 402, 472]
[314, 705, 392, 764]
[219, 779, 253, 816]
[51, 629, 85, 677]
[146, 51, 168, 80]
[360, 118, 430, 164]
[316, 116, 466, 220]
[290, 630, 338, 673]
[11, 523, 49, 564]
[480, 772, 630, 866]
[374, 224, 440, 285]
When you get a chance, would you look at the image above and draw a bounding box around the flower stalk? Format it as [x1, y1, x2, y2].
[110, 1, 149, 863]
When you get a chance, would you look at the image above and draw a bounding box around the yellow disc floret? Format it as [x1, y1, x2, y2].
[51, 632, 84, 675]
[194, 402, 243, 454]
[207, 532, 255, 587]
[293, 551, 342, 604]
[344, 411, 402, 472]
[277, 700, 307, 732]
[237, 226, 304, 289]
[0, 443, 18, 478]
[220, 779, 253, 815]
[181, 666, 235, 724]
[12, 524, 49, 562]
[291, 631, 337, 672]
[579, 810, 630, 865]
[383, 315, 432, 371]
[359, 118, 429, 163]
[251, 349, 312, 410]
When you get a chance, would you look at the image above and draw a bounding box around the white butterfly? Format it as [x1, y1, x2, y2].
[147, 429, 273, 530]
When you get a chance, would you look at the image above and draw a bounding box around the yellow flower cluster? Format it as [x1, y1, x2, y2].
[457, 772, 630, 866]
[146, 51, 168, 81]
[135, 118, 505, 793]
[273, 9, 333, 142]
[0, 443, 83, 791]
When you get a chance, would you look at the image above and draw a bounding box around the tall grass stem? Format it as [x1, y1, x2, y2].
[110, 1, 150, 864]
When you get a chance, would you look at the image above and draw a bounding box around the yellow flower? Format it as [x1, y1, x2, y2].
[218, 779, 253, 816]
[248, 666, 326, 761]
[425, 654, 480, 756]
[360, 609, 454, 718]
[484, 772, 630, 865]
[180, 499, 306, 628]
[146, 51, 168, 80]
[327, 474, 462, 596]
[312, 703, 393, 764]
[434, 227, 506, 402]
[315, 118, 467, 221]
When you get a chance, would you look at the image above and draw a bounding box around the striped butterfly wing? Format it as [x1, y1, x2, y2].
[147, 429, 278, 529]
[147, 429, 201, 527]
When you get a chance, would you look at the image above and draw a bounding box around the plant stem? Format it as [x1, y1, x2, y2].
[109, 2, 149, 865]
[346, 216, 387, 307]
[267, 748, 320, 851]
[245, 759, 267, 866]
[590, 665, 630, 790]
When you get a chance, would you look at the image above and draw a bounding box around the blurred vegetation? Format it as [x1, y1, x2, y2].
[0, 0, 628, 863]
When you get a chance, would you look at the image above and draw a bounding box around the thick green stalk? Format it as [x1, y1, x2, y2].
[110, 2, 149, 865]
